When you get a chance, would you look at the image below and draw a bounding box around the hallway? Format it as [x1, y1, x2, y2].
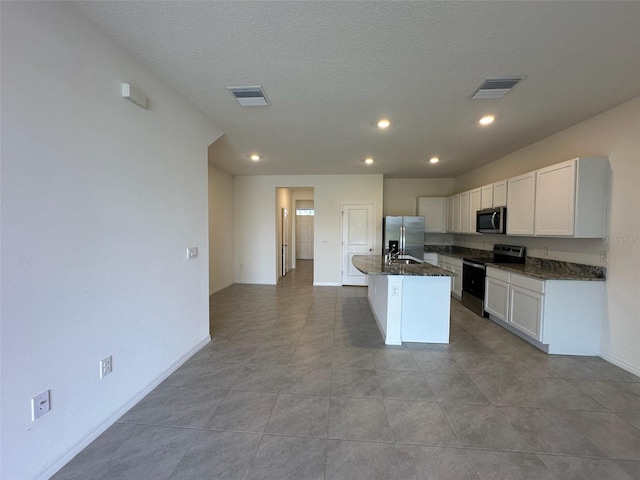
[54, 260, 640, 479]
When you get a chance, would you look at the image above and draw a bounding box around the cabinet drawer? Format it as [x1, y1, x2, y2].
[486, 266, 510, 283]
[510, 273, 544, 293]
[439, 255, 462, 267]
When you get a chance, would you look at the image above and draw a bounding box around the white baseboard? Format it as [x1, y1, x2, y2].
[36, 336, 211, 480]
[598, 351, 640, 377]
[313, 282, 341, 286]
[210, 280, 233, 295]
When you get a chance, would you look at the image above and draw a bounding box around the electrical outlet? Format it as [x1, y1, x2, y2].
[31, 390, 50, 421]
[187, 247, 198, 259]
[100, 356, 112, 378]
[544, 246, 550, 257]
[600, 251, 608, 263]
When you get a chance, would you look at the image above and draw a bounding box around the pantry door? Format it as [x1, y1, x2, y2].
[341, 203, 375, 286]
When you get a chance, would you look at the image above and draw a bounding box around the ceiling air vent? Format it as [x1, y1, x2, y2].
[227, 86, 269, 106]
[471, 77, 524, 100]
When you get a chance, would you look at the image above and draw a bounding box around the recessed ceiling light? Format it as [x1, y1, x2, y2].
[250, 154, 260, 161]
[429, 157, 440, 164]
[479, 115, 495, 126]
[364, 157, 374, 165]
[377, 119, 391, 129]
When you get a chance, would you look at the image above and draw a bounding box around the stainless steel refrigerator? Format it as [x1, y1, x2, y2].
[382, 216, 425, 259]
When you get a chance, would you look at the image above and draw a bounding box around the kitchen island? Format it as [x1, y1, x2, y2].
[351, 255, 455, 345]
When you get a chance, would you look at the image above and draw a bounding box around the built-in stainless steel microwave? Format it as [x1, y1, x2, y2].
[476, 207, 506, 234]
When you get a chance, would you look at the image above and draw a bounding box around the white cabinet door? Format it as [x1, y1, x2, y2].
[439, 256, 461, 298]
[509, 285, 543, 340]
[493, 180, 507, 207]
[480, 185, 493, 209]
[446, 196, 456, 233]
[507, 172, 536, 235]
[417, 197, 447, 233]
[458, 191, 470, 233]
[451, 264, 462, 298]
[485, 277, 509, 322]
[469, 188, 481, 234]
[535, 160, 576, 236]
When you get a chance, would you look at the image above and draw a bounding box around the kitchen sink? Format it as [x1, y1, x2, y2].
[390, 258, 421, 265]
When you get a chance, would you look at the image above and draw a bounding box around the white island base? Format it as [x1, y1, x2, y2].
[367, 274, 451, 345]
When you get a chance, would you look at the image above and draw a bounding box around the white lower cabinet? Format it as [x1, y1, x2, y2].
[439, 255, 462, 299]
[485, 277, 509, 323]
[484, 267, 603, 355]
[451, 264, 462, 298]
[509, 283, 543, 341]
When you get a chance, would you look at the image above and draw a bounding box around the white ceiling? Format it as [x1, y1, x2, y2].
[74, 1, 640, 178]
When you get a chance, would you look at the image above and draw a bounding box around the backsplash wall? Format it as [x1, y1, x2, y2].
[451, 234, 607, 267]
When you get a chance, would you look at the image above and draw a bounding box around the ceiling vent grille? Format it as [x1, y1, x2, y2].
[227, 86, 269, 106]
[471, 77, 524, 99]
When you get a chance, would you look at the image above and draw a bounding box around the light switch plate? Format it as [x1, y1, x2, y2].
[187, 247, 198, 259]
[31, 390, 50, 421]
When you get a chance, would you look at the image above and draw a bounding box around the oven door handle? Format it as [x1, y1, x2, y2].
[463, 261, 486, 269]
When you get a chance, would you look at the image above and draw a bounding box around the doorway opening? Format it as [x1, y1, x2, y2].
[276, 187, 314, 284]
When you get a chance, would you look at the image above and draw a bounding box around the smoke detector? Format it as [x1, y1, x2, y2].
[471, 77, 524, 99]
[227, 86, 269, 106]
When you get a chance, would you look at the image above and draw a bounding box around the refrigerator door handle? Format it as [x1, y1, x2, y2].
[400, 226, 405, 254]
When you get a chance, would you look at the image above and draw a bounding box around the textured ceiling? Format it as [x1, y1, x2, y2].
[74, 1, 640, 178]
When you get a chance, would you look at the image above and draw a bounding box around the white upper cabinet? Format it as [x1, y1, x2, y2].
[458, 191, 470, 233]
[469, 188, 481, 234]
[493, 180, 507, 207]
[444, 157, 607, 238]
[506, 172, 536, 235]
[480, 185, 493, 209]
[534, 157, 608, 237]
[480, 180, 507, 209]
[447, 194, 459, 233]
[416, 197, 447, 233]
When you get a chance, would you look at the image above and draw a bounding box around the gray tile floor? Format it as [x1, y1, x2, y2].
[54, 260, 640, 479]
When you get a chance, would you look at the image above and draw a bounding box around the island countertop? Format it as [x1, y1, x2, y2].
[352, 255, 455, 277]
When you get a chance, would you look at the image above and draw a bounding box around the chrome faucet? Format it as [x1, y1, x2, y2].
[386, 245, 399, 263]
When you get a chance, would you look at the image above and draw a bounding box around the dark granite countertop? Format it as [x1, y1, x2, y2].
[423, 246, 492, 260]
[352, 255, 454, 277]
[423, 246, 605, 281]
[486, 261, 605, 281]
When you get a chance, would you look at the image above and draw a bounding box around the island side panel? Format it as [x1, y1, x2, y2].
[367, 274, 403, 345]
[401, 276, 451, 343]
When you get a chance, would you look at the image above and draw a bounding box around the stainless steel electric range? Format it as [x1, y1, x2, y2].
[461, 244, 526, 316]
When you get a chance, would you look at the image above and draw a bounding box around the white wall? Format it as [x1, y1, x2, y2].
[455, 97, 640, 375]
[276, 188, 293, 279]
[0, 3, 222, 479]
[233, 175, 384, 286]
[383, 178, 455, 216]
[208, 164, 234, 294]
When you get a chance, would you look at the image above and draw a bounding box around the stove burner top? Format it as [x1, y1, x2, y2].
[463, 245, 526, 266]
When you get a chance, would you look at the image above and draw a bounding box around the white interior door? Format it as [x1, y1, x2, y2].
[281, 208, 289, 277]
[296, 215, 314, 259]
[342, 203, 375, 286]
